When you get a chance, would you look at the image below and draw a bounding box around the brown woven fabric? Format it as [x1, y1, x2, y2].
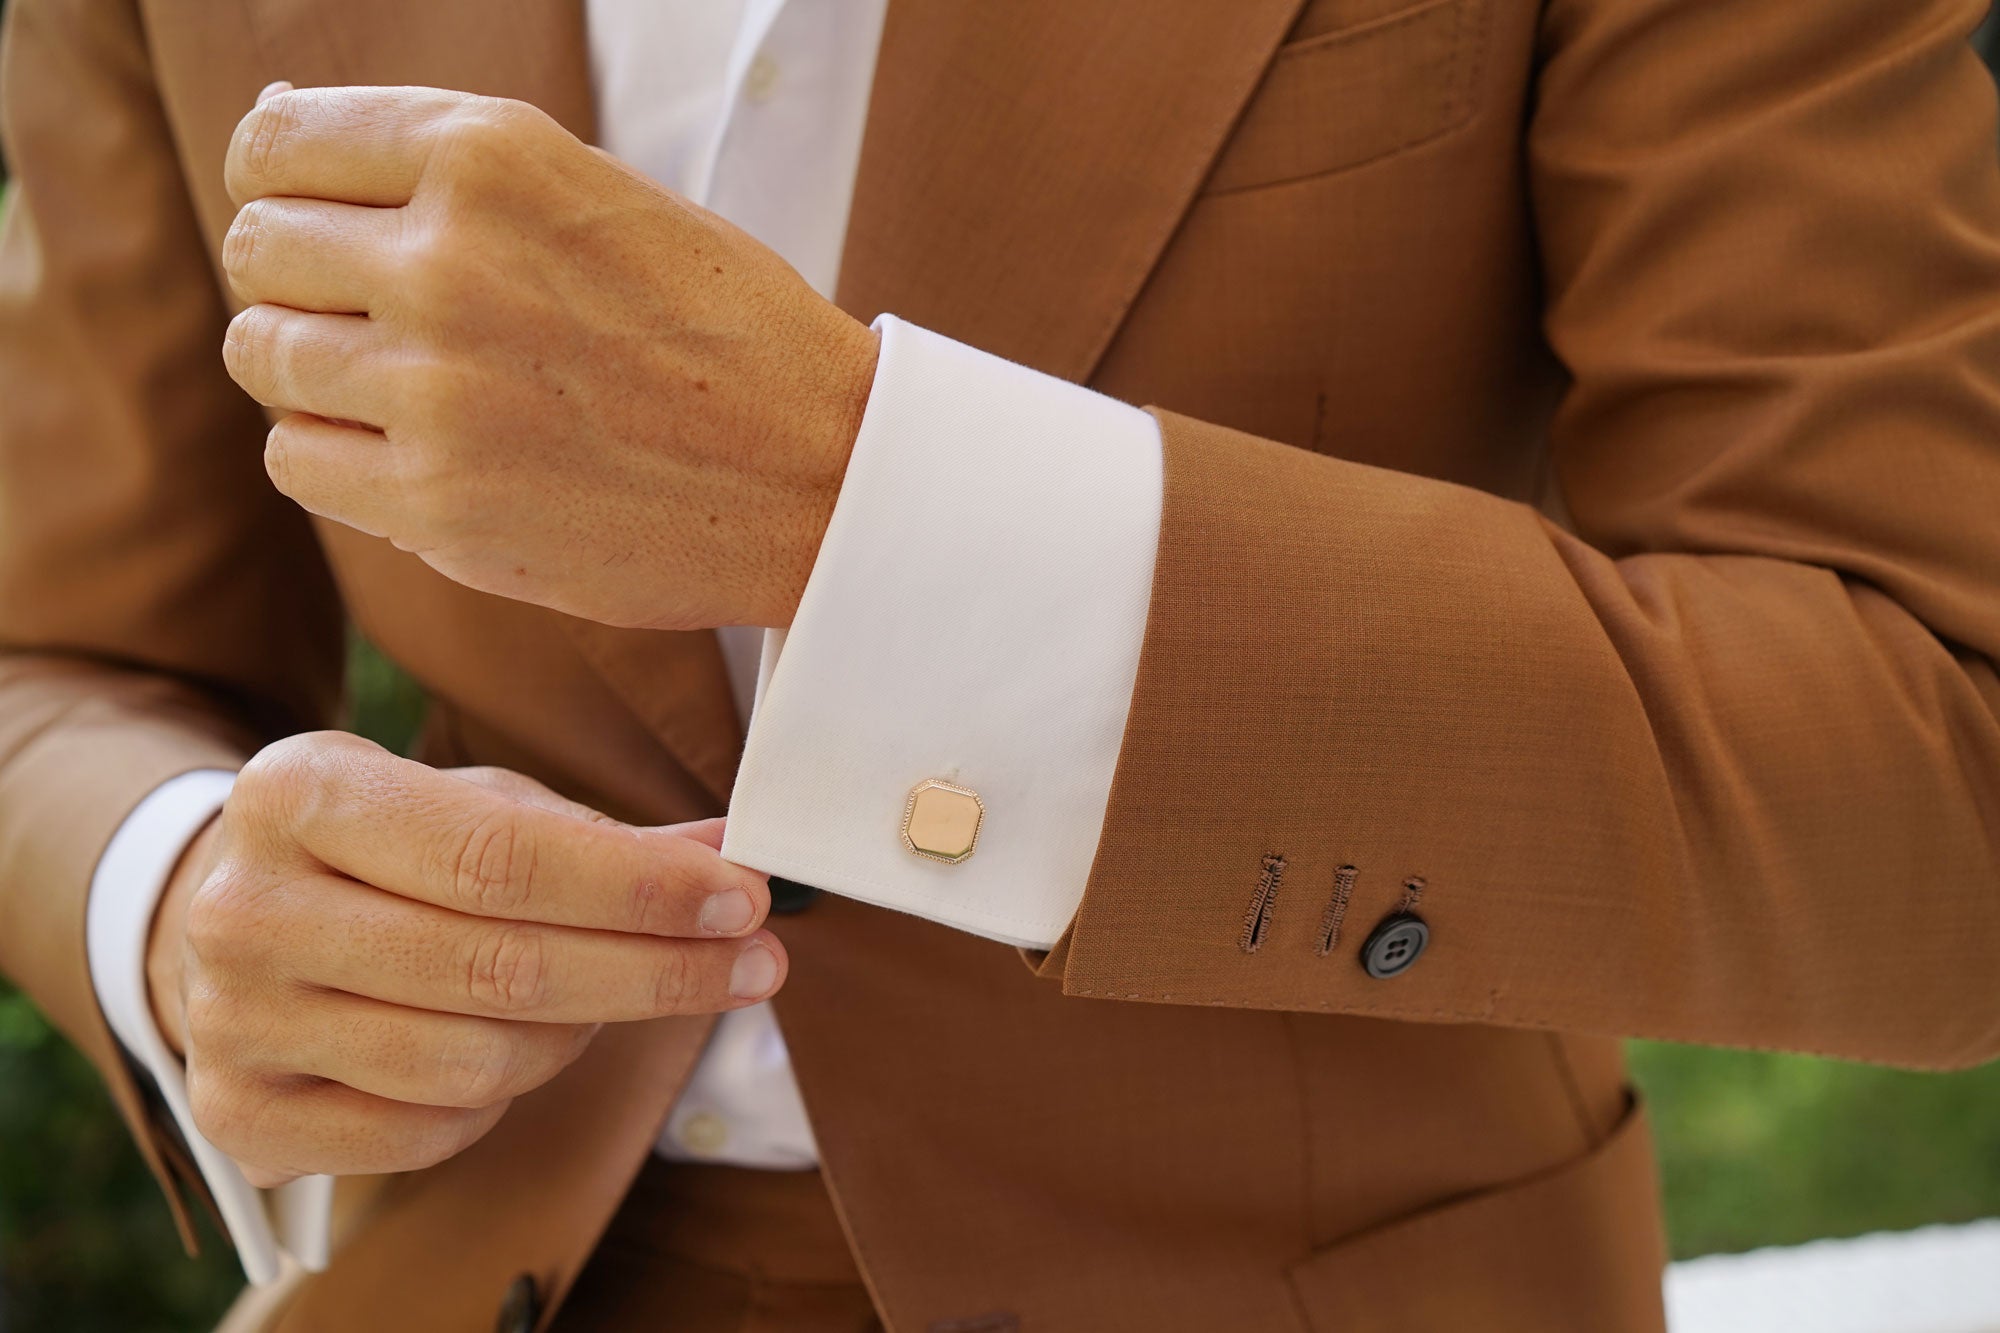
[5, 0, 1999, 1328]
[553, 1161, 880, 1333]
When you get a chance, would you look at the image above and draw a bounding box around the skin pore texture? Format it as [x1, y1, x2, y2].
[150, 81, 884, 1185]
[219, 83, 881, 632]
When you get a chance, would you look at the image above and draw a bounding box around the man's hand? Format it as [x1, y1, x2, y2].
[143, 732, 783, 1187]
[219, 85, 879, 631]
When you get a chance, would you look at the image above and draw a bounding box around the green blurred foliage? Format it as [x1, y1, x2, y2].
[1632, 1042, 2000, 1259]
[0, 990, 241, 1331]
[4, 643, 2000, 1330]
[0, 636, 426, 1332]
[5, 9, 2000, 1327]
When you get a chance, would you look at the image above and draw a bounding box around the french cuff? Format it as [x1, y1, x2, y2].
[722, 315, 1163, 950]
[85, 769, 332, 1284]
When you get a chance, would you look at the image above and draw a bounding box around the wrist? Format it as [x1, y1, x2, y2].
[761, 318, 879, 627]
[145, 814, 222, 1059]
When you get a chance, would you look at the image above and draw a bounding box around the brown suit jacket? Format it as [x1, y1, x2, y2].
[5, 0, 1999, 1328]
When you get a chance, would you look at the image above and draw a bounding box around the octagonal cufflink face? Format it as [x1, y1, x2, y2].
[902, 779, 984, 864]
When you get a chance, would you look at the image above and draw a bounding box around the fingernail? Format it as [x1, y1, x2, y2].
[729, 942, 780, 999]
[257, 80, 294, 106]
[698, 889, 756, 936]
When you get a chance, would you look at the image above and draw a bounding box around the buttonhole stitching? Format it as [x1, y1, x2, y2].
[1315, 864, 1358, 957]
[1240, 853, 1287, 954]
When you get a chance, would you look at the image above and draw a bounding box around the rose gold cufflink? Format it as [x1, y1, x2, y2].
[902, 779, 984, 864]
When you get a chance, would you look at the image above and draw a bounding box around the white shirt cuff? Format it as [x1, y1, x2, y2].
[722, 315, 1163, 950]
[84, 769, 332, 1284]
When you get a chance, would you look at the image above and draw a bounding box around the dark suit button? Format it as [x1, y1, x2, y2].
[496, 1274, 540, 1333]
[768, 876, 820, 915]
[1361, 914, 1428, 979]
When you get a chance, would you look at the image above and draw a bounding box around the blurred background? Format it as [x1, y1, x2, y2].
[4, 4, 2000, 1330]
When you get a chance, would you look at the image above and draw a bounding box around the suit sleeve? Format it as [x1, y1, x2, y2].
[0, 0, 344, 1249]
[1038, 0, 2000, 1069]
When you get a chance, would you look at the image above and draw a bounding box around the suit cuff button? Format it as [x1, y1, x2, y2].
[1361, 914, 1429, 979]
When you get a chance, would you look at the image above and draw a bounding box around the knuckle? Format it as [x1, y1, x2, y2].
[222, 306, 264, 384]
[434, 1027, 515, 1107]
[661, 844, 719, 900]
[237, 734, 323, 819]
[179, 980, 232, 1047]
[263, 419, 295, 496]
[184, 870, 263, 965]
[186, 1067, 256, 1157]
[238, 731, 371, 830]
[408, 1107, 488, 1171]
[452, 812, 536, 917]
[241, 100, 297, 186]
[649, 946, 695, 1015]
[432, 107, 511, 180]
[425, 98, 553, 193]
[265, 316, 302, 398]
[181, 979, 266, 1068]
[482, 96, 540, 127]
[464, 925, 549, 1014]
[222, 202, 269, 285]
[393, 221, 454, 297]
[225, 307, 299, 406]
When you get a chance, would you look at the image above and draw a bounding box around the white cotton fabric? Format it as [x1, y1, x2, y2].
[86, 0, 1164, 1280]
[84, 770, 332, 1283]
[723, 316, 1162, 950]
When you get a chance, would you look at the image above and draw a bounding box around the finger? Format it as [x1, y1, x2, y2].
[447, 767, 618, 825]
[224, 303, 397, 424]
[254, 989, 593, 1109]
[262, 413, 402, 538]
[189, 1059, 504, 1183]
[651, 817, 728, 851]
[273, 741, 769, 937]
[257, 81, 294, 107]
[227, 85, 473, 208]
[224, 196, 404, 314]
[450, 773, 728, 855]
[273, 873, 788, 1022]
[447, 776, 741, 908]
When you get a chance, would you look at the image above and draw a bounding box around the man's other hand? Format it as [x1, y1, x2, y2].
[219, 85, 879, 632]
[143, 732, 782, 1187]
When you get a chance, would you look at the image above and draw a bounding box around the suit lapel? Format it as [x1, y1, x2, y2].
[245, 0, 747, 808]
[837, 0, 1309, 384]
[239, 0, 1309, 807]
[582, 0, 1315, 801]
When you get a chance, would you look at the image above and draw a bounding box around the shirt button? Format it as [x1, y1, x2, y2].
[1360, 914, 1429, 979]
[744, 52, 781, 103]
[678, 1110, 730, 1158]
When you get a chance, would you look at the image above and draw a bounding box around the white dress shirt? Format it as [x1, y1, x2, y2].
[84, 0, 1163, 1281]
